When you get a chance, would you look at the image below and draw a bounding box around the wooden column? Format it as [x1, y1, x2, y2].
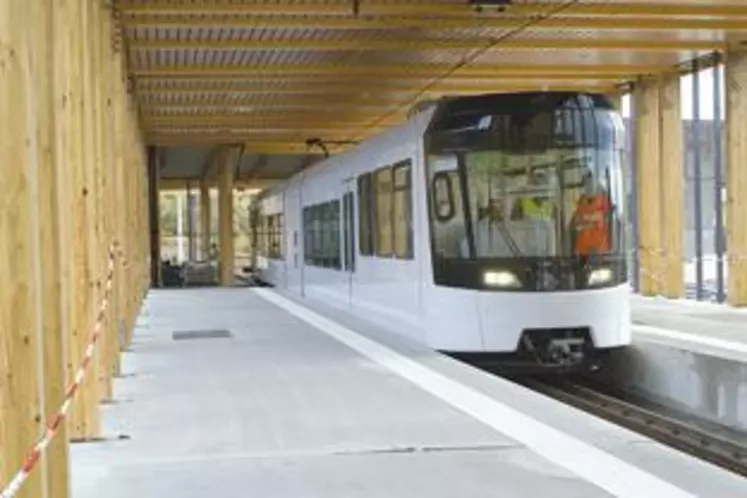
[0, 1, 46, 497]
[95, 0, 118, 402]
[632, 75, 684, 297]
[148, 147, 162, 287]
[200, 180, 212, 260]
[123, 100, 137, 343]
[111, 35, 127, 357]
[57, 0, 83, 444]
[219, 149, 237, 286]
[659, 74, 685, 298]
[68, 0, 101, 441]
[90, 0, 107, 402]
[726, 51, 747, 306]
[34, 0, 71, 495]
[634, 79, 663, 296]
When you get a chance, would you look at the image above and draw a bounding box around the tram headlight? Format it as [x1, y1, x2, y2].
[588, 268, 613, 286]
[483, 270, 521, 288]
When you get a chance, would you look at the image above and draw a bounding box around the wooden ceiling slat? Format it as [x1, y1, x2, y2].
[118, 0, 740, 149]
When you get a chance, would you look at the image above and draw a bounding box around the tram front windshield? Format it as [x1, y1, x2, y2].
[425, 93, 627, 290]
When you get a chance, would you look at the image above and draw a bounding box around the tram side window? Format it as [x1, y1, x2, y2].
[357, 173, 374, 255]
[256, 214, 267, 258]
[343, 192, 355, 271]
[302, 200, 341, 269]
[375, 166, 394, 257]
[303, 207, 313, 264]
[267, 213, 284, 260]
[393, 159, 413, 259]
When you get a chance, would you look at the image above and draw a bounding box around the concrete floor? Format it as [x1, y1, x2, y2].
[70, 288, 747, 497]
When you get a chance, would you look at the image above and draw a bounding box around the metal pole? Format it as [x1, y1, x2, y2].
[692, 61, 704, 300]
[713, 55, 726, 303]
[629, 84, 640, 293]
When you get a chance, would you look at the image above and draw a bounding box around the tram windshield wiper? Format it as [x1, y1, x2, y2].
[495, 220, 523, 258]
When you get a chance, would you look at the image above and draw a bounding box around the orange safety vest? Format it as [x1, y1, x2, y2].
[574, 194, 611, 254]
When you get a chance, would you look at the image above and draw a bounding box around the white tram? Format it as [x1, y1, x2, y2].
[252, 92, 631, 372]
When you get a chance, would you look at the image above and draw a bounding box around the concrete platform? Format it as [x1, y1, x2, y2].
[619, 294, 747, 433]
[71, 288, 746, 497]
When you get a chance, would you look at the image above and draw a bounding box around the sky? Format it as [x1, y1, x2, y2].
[620, 65, 726, 121]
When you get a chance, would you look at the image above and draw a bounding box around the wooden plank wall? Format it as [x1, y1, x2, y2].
[0, 1, 150, 498]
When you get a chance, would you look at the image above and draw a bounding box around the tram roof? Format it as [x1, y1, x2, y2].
[120, 0, 746, 157]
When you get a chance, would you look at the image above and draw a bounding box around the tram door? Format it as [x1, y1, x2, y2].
[341, 178, 355, 307]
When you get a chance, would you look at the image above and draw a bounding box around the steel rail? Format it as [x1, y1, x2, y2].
[521, 377, 747, 478]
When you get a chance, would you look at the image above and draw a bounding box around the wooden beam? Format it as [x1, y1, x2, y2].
[632, 74, 684, 298]
[100, 0, 120, 400]
[218, 147, 240, 285]
[129, 37, 725, 53]
[162, 177, 279, 191]
[148, 147, 162, 287]
[132, 63, 666, 79]
[89, 0, 109, 403]
[726, 51, 747, 306]
[0, 1, 46, 496]
[34, 0, 71, 494]
[242, 154, 269, 181]
[659, 74, 685, 298]
[68, 0, 102, 441]
[634, 78, 663, 296]
[200, 180, 211, 260]
[117, 1, 747, 18]
[201, 147, 226, 185]
[121, 13, 747, 32]
[111, 20, 125, 358]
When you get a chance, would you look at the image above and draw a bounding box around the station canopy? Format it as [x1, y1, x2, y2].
[120, 0, 747, 156]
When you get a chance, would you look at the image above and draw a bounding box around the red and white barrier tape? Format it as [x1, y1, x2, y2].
[0, 246, 117, 498]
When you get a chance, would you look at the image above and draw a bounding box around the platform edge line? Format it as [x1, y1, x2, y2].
[253, 288, 698, 498]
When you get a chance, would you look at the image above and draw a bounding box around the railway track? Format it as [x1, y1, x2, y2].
[518, 376, 747, 478]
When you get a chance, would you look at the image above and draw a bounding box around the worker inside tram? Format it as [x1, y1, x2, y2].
[463, 152, 620, 263]
[568, 170, 614, 260]
[508, 167, 556, 222]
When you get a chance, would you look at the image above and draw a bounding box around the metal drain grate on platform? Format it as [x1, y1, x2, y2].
[172, 329, 232, 341]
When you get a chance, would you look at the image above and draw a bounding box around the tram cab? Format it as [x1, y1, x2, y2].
[421, 92, 630, 369]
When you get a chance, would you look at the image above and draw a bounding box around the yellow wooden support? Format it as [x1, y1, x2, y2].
[0, 1, 46, 497]
[99, 0, 118, 399]
[67, 0, 101, 441]
[633, 75, 685, 298]
[112, 35, 127, 361]
[726, 51, 747, 306]
[122, 14, 747, 32]
[659, 74, 685, 298]
[137, 82, 616, 97]
[90, 0, 110, 403]
[118, 1, 747, 18]
[133, 63, 666, 79]
[129, 37, 725, 53]
[33, 0, 71, 495]
[200, 181, 212, 260]
[218, 148, 238, 286]
[162, 178, 277, 192]
[634, 79, 663, 296]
